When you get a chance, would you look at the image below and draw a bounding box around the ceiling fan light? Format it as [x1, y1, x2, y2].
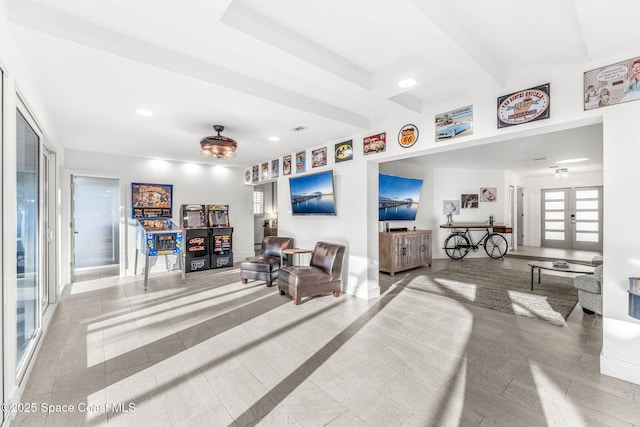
[200, 125, 237, 159]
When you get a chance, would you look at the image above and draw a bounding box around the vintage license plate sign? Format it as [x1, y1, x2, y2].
[497, 83, 550, 128]
[398, 124, 419, 148]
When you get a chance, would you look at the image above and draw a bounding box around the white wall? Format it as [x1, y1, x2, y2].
[271, 53, 640, 385]
[64, 150, 254, 279]
[277, 150, 375, 298]
[600, 107, 640, 384]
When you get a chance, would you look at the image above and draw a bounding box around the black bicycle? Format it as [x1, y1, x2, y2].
[443, 227, 508, 260]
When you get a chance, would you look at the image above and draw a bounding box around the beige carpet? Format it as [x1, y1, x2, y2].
[380, 264, 578, 326]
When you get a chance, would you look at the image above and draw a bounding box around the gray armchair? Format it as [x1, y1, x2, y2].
[240, 237, 294, 287]
[574, 260, 603, 315]
[278, 241, 345, 305]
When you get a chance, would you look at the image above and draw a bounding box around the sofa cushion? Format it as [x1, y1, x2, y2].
[241, 256, 280, 273]
[279, 266, 332, 287]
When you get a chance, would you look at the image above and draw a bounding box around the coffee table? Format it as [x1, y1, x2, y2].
[527, 260, 595, 291]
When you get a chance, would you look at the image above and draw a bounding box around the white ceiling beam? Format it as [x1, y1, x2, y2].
[9, 0, 370, 129]
[222, 2, 372, 90]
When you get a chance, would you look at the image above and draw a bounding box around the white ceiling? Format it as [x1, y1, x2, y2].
[8, 0, 635, 170]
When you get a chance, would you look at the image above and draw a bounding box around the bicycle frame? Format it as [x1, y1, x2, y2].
[442, 226, 509, 260]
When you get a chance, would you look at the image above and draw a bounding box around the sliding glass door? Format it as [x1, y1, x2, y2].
[16, 108, 40, 372]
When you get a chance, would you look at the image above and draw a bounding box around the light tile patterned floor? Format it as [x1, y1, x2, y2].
[10, 257, 639, 427]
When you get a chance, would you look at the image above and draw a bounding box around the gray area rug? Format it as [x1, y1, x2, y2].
[381, 264, 578, 326]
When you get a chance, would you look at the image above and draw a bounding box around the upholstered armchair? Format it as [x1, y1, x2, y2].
[574, 259, 603, 315]
[240, 236, 294, 287]
[278, 241, 346, 305]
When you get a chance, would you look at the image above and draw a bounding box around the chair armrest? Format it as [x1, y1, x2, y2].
[594, 265, 603, 282]
[574, 274, 601, 294]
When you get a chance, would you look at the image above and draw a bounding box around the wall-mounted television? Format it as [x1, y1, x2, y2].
[379, 173, 423, 221]
[289, 170, 336, 215]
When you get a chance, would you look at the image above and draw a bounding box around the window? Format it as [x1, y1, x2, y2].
[253, 190, 264, 215]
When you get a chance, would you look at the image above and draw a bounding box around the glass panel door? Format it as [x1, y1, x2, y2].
[572, 187, 603, 251]
[73, 176, 120, 269]
[16, 108, 40, 373]
[540, 187, 603, 251]
[541, 188, 570, 248]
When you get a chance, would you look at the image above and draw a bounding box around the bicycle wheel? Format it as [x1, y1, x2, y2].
[444, 233, 470, 260]
[484, 233, 508, 259]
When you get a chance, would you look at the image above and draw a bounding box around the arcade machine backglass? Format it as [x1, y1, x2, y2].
[207, 204, 233, 268]
[132, 183, 185, 290]
[180, 204, 210, 272]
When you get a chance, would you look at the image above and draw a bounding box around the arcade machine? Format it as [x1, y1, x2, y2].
[206, 204, 233, 269]
[180, 204, 210, 273]
[131, 182, 185, 290]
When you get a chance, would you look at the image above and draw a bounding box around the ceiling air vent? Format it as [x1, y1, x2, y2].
[290, 126, 307, 132]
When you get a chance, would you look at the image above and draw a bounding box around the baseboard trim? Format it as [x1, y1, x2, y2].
[600, 352, 640, 385]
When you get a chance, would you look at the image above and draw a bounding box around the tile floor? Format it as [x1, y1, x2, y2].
[11, 255, 639, 427]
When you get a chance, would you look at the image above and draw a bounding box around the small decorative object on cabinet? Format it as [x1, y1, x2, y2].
[379, 229, 432, 276]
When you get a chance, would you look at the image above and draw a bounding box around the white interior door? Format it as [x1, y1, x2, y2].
[541, 187, 603, 251]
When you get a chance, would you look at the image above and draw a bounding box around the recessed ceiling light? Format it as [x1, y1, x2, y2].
[557, 158, 590, 164]
[269, 136, 280, 142]
[398, 78, 416, 88]
[136, 109, 153, 117]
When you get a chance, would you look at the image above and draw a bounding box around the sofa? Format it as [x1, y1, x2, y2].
[278, 241, 345, 305]
[574, 257, 603, 315]
[240, 236, 294, 287]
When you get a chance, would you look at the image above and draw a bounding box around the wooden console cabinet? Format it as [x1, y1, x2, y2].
[379, 229, 432, 276]
[264, 227, 278, 237]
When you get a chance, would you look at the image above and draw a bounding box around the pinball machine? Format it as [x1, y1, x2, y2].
[132, 183, 185, 290]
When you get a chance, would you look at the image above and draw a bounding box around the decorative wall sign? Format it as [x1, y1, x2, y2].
[283, 155, 292, 176]
[131, 182, 173, 218]
[244, 169, 252, 184]
[295, 151, 306, 173]
[497, 83, 550, 128]
[584, 56, 640, 110]
[363, 132, 386, 155]
[335, 140, 353, 162]
[461, 194, 479, 209]
[312, 147, 327, 167]
[398, 124, 419, 148]
[436, 105, 473, 140]
[271, 159, 279, 178]
[480, 187, 497, 202]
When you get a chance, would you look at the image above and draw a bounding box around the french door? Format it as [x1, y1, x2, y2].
[541, 186, 603, 251]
